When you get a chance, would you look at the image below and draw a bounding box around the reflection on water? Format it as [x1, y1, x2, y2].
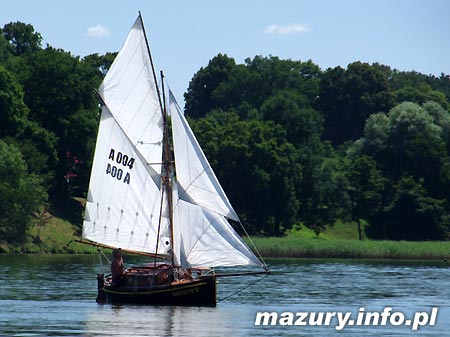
[0, 255, 449, 336]
[84, 304, 250, 337]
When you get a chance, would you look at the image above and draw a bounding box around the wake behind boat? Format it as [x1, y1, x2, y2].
[79, 12, 268, 306]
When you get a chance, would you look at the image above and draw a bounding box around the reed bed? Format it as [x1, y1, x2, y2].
[246, 236, 450, 260]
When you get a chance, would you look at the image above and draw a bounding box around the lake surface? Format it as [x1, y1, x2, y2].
[0, 255, 449, 336]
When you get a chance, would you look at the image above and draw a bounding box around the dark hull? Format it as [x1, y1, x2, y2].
[103, 275, 217, 306]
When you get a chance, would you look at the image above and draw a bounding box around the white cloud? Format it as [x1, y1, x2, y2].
[263, 23, 310, 35]
[86, 24, 110, 38]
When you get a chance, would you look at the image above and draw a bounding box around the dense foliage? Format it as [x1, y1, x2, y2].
[1, 22, 450, 243]
[0, 139, 46, 242]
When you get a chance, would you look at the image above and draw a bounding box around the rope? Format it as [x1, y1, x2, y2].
[217, 273, 269, 303]
[98, 253, 104, 274]
[99, 248, 112, 263]
[238, 220, 269, 271]
[98, 248, 111, 274]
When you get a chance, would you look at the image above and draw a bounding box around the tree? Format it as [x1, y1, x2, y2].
[422, 101, 450, 152]
[184, 54, 321, 120]
[184, 54, 240, 119]
[82, 52, 117, 78]
[0, 34, 12, 63]
[388, 102, 445, 188]
[394, 83, 448, 110]
[190, 111, 302, 235]
[353, 102, 447, 194]
[370, 176, 449, 240]
[0, 65, 28, 136]
[0, 140, 47, 243]
[301, 156, 352, 234]
[0, 21, 42, 55]
[16, 47, 100, 196]
[259, 89, 347, 234]
[346, 155, 385, 239]
[350, 101, 450, 240]
[389, 70, 450, 110]
[318, 62, 396, 145]
[0, 65, 57, 187]
[260, 89, 323, 148]
[243, 56, 320, 110]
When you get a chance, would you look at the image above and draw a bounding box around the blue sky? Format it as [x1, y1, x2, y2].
[1, 0, 449, 105]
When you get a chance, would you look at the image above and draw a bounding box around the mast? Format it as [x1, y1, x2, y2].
[160, 71, 176, 267]
[139, 12, 176, 266]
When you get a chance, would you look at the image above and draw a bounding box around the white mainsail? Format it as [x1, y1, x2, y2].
[82, 106, 170, 254]
[83, 14, 263, 269]
[98, 16, 163, 175]
[82, 16, 169, 254]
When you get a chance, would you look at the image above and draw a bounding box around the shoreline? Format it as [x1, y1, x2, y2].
[2, 237, 450, 262]
[244, 237, 450, 261]
[2, 211, 449, 261]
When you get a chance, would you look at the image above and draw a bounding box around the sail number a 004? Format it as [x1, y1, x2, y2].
[105, 148, 135, 184]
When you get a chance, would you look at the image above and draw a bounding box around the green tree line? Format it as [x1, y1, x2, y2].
[1, 22, 450, 243]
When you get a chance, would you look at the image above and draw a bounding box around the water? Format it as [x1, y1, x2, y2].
[1, 255, 449, 336]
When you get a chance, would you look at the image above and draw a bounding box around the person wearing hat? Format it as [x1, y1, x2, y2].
[111, 248, 124, 287]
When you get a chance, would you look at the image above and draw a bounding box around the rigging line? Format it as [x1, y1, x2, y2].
[153, 186, 165, 265]
[217, 273, 269, 303]
[152, 185, 166, 283]
[98, 248, 111, 264]
[138, 11, 165, 116]
[98, 251, 104, 274]
[98, 248, 111, 275]
[238, 220, 269, 271]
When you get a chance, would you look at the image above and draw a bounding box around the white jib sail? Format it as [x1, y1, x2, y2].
[173, 197, 263, 268]
[169, 91, 239, 221]
[169, 92, 262, 268]
[82, 106, 170, 254]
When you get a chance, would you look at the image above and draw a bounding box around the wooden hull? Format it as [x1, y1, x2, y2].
[102, 275, 217, 306]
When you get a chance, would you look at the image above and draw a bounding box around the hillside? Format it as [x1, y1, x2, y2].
[0, 198, 93, 254]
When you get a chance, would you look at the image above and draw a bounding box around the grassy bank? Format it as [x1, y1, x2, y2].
[245, 222, 450, 260]
[0, 198, 95, 254]
[246, 236, 450, 260]
[0, 213, 95, 254]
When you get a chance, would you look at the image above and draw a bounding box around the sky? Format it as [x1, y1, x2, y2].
[1, 0, 449, 106]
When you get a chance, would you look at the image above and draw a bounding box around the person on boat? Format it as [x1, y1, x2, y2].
[111, 248, 124, 287]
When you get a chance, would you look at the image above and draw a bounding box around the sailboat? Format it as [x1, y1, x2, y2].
[79, 12, 269, 306]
